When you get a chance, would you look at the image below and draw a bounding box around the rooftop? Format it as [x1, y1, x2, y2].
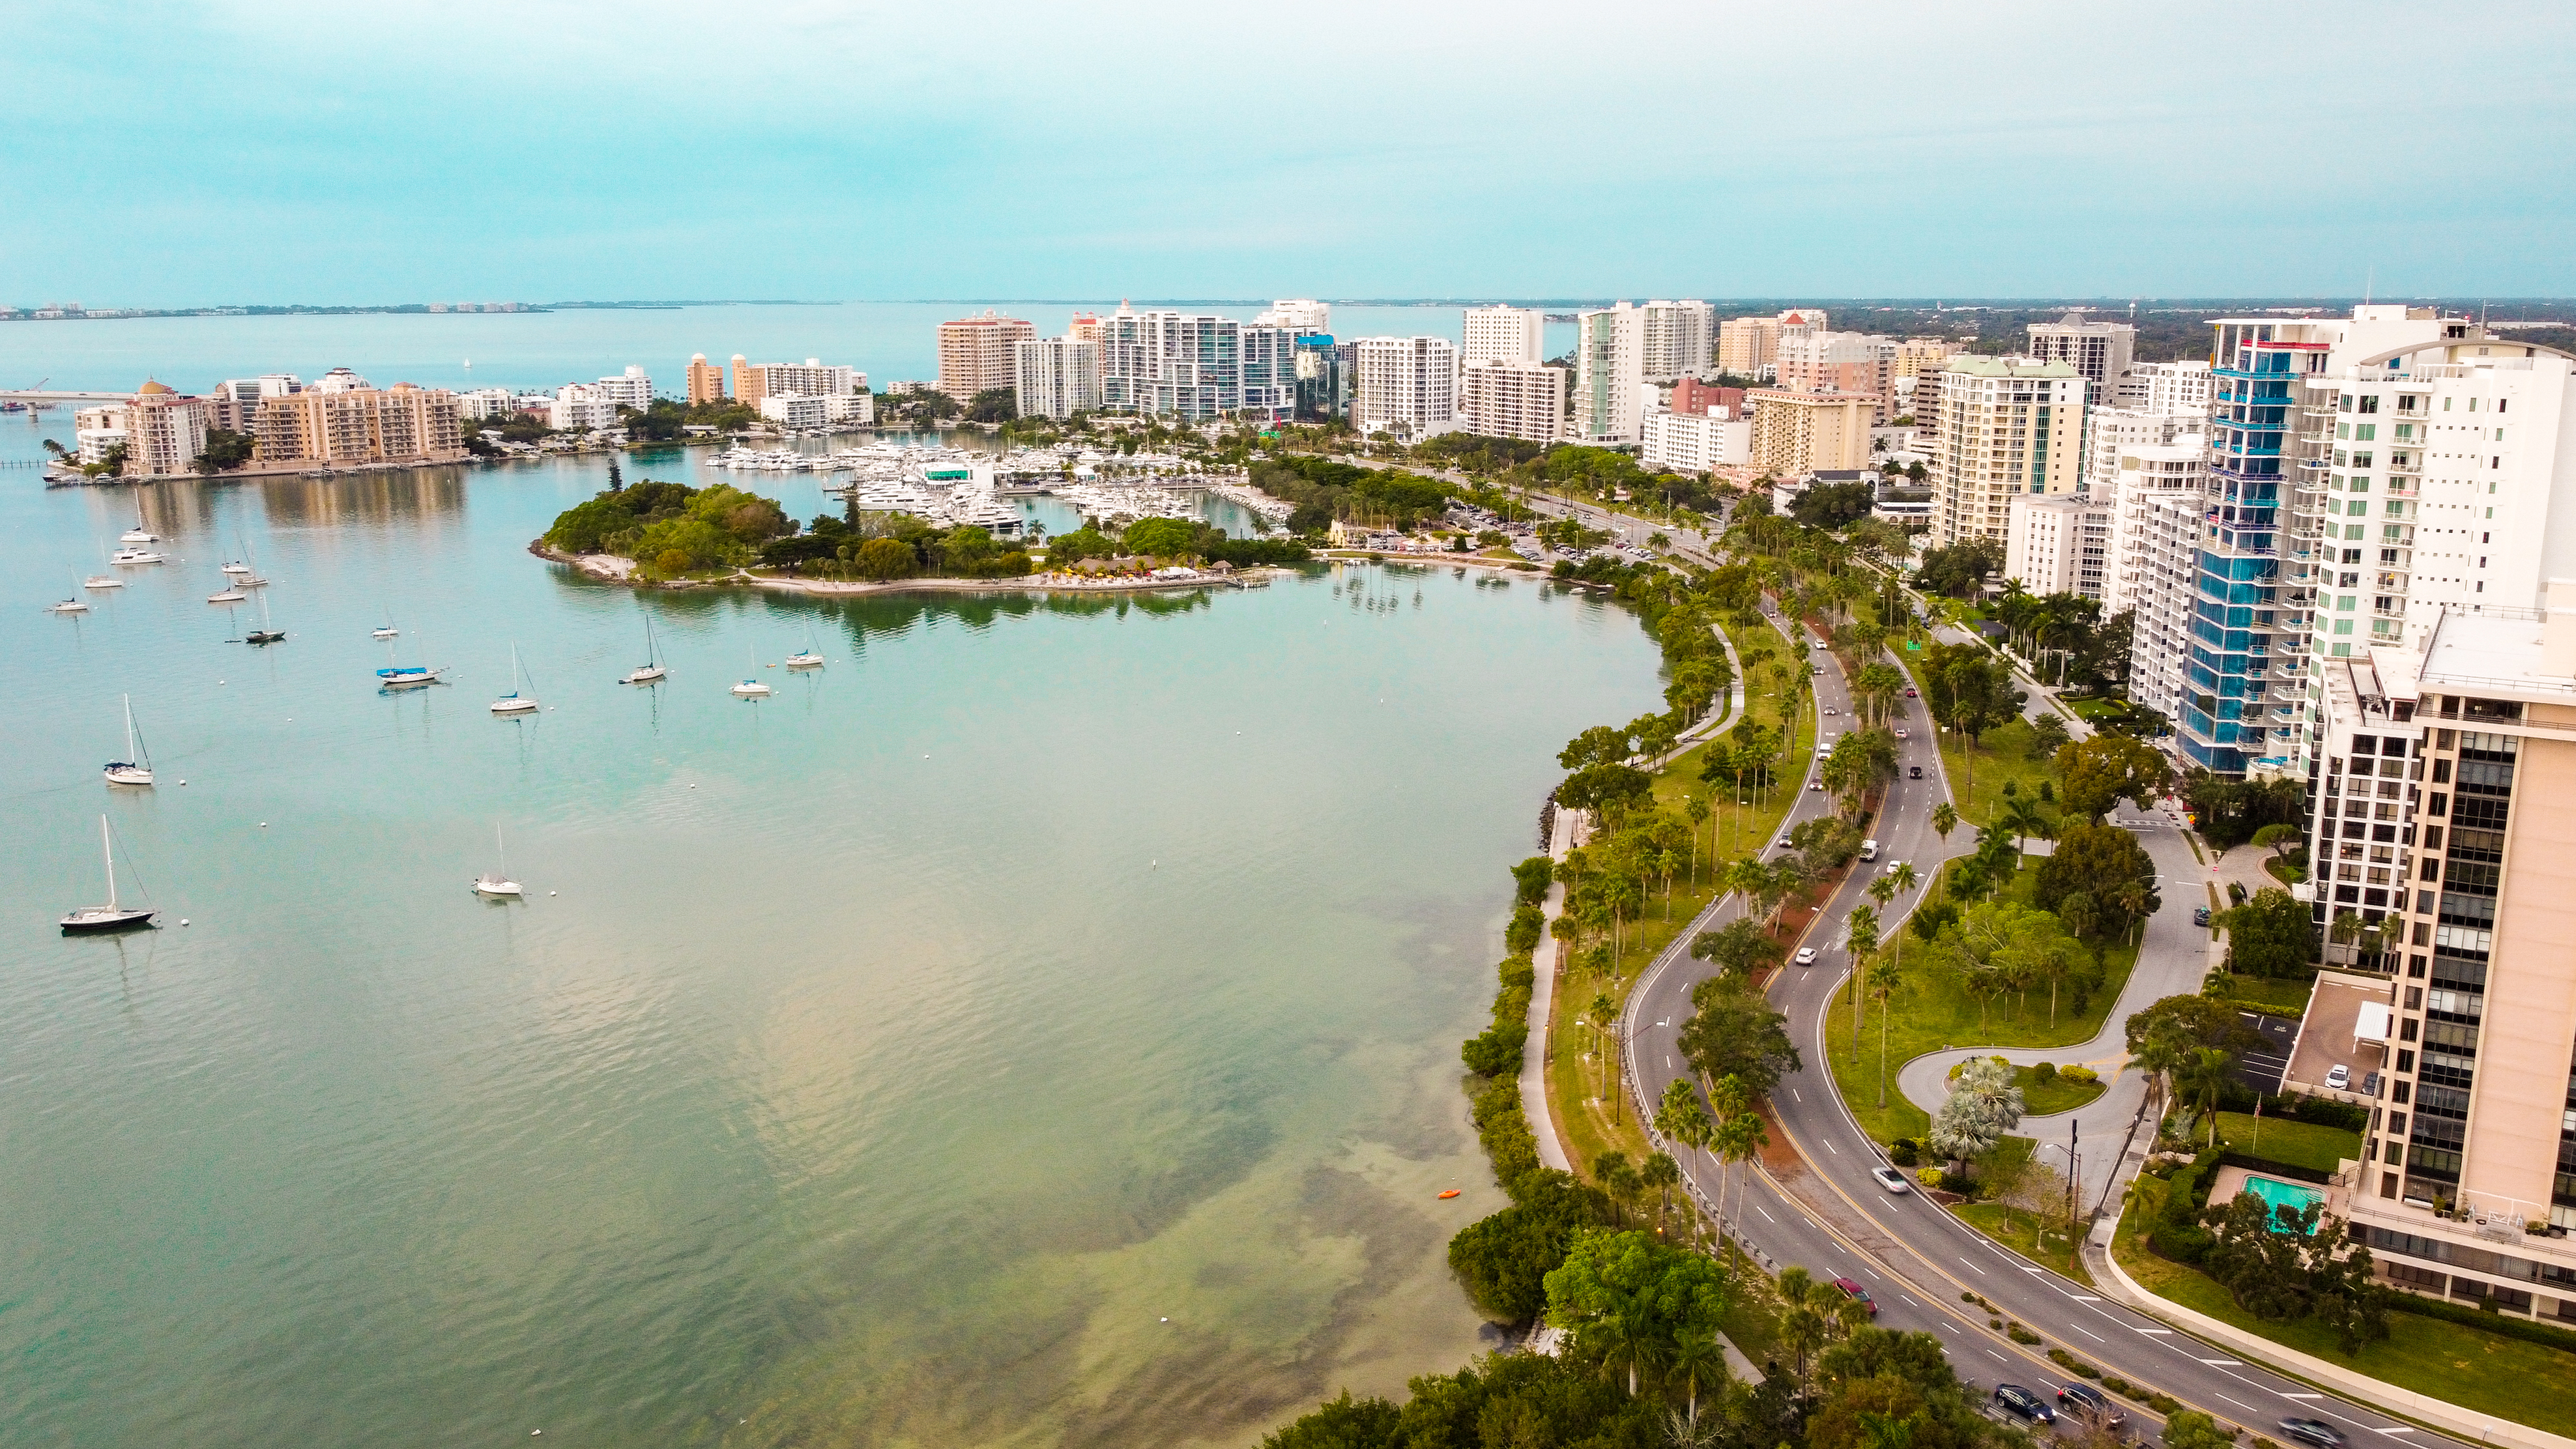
[2417, 603, 2576, 698]
[1941, 356, 2078, 379]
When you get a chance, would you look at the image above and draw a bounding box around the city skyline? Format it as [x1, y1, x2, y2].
[7, 3, 2572, 304]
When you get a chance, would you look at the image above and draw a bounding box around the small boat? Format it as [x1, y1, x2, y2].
[244, 587, 284, 644]
[60, 815, 156, 934]
[371, 613, 399, 640]
[104, 695, 154, 786]
[221, 561, 253, 577]
[731, 642, 772, 697]
[491, 642, 540, 714]
[1437, 1189, 1461, 1199]
[84, 573, 124, 590]
[784, 622, 824, 669]
[111, 547, 164, 565]
[209, 584, 248, 603]
[50, 596, 89, 614]
[378, 664, 445, 689]
[472, 825, 523, 898]
[119, 520, 158, 545]
[621, 613, 667, 685]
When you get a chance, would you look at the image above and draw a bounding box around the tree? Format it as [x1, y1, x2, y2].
[962, 386, 1017, 424]
[1444, 1169, 1614, 1321]
[1867, 953, 1905, 1108]
[1640, 1151, 1681, 1224]
[1845, 906, 1881, 1055]
[1928, 803, 1958, 861]
[2055, 733, 2172, 822]
[1995, 793, 2051, 855]
[2163, 1413, 2240, 1449]
[1690, 915, 1785, 977]
[1930, 1056, 2022, 1169]
[1257, 1390, 1397, 1448]
[2252, 822, 2303, 861]
[1542, 1228, 1731, 1396]
[1559, 762, 1653, 816]
[1677, 973, 1801, 1099]
[2199, 1194, 2390, 1352]
[1668, 1325, 1729, 1433]
[2025, 711, 2070, 760]
[1122, 515, 1198, 558]
[2220, 886, 2315, 977]
[192, 427, 255, 474]
[1512, 855, 1554, 906]
[2177, 1045, 2236, 1145]
[2033, 822, 2154, 921]
[853, 536, 918, 580]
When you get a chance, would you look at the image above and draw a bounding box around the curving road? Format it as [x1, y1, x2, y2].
[1614, 601, 2470, 1447]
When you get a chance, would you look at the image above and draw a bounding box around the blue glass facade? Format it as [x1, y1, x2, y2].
[2181, 333, 2314, 773]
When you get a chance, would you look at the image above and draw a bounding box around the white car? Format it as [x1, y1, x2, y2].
[1823, 706, 1838, 716]
[2324, 1063, 2351, 1091]
[1794, 947, 1819, 966]
[1870, 1166, 1911, 1194]
[1882, 859, 1905, 875]
[1893, 728, 1909, 740]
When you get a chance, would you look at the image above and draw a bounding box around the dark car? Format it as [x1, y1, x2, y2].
[1831, 1277, 1875, 1315]
[2193, 906, 2212, 926]
[1907, 765, 1923, 779]
[1904, 687, 1918, 697]
[1991, 1385, 2053, 1424]
[2278, 1420, 2346, 1449]
[2055, 1382, 2124, 1427]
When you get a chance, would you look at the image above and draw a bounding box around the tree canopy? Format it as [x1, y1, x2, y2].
[2220, 885, 2315, 978]
[2053, 733, 2171, 821]
[1677, 972, 1801, 1099]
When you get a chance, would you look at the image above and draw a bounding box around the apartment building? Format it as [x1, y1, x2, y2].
[686, 354, 727, 405]
[72, 405, 128, 465]
[1776, 324, 1897, 421]
[1669, 379, 1746, 418]
[549, 384, 620, 432]
[1718, 309, 1820, 380]
[1255, 299, 1330, 334]
[1353, 336, 1458, 435]
[936, 311, 1037, 400]
[1013, 336, 1103, 420]
[2004, 493, 2113, 599]
[2101, 437, 2209, 615]
[83, 382, 212, 476]
[1642, 409, 1750, 473]
[1890, 338, 1958, 386]
[1640, 300, 1713, 383]
[2083, 406, 2208, 498]
[1925, 356, 2083, 549]
[1293, 336, 1347, 423]
[594, 366, 653, 411]
[1098, 306, 1297, 421]
[207, 374, 302, 431]
[1573, 302, 1647, 444]
[2272, 601, 2576, 1325]
[1746, 389, 1872, 476]
[1458, 359, 1562, 445]
[1067, 312, 1105, 343]
[757, 393, 872, 429]
[253, 384, 464, 465]
[2124, 489, 2209, 723]
[2025, 315, 2137, 406]
[1462, 305, 1545, 367]
[455, 388, 521, 422]
[2120, 360, 2214, 413]
[744, 359, 864, 399]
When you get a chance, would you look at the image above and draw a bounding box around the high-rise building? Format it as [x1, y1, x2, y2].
[1462, 305, 1545, 367]
[1292, 336, 1348, 423]
[2101, 435, 2209, 616]
[1458, 359, 1563, 445]
[1097, 305, 1295, 421]
[1352, 336, 1458, 435]
[2124, 487, 2212, 724]
[1746, 390, 1873, 476]
[2025, 315, 2137, 406]
[2081, 406, 2208, 499]
[1642, 409, 1750, 473]
[730, 356, 763, 410]
[2004, 493, 2113, 599]
[89, 381, 210, 477]
[1718, 313, 1799, 380]
[1640, 300, 1714, 384]
[548, 384, 621, 432]
[592, 365, 652, 412]
[1926, 356, 2084, 549]
[1573, 302, 1645, 444]
[686, 354, 727, 405]
[1013, 336, 1103, 420]
[1668, 379, 1746, 418]
[745, 360, 864, 399]
[1067, 312, 1105, 343]
[1890, 338, 1958, 382]
[253, 384, 463, 465]
[936, 311, 1037, 401]
[1776, 325, 1898, 420]
[2120, 360, 2214, 413]
[1254, 299, 1330, 334]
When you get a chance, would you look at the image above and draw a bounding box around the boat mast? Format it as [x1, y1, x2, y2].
[101, 815, 118, 910]
[124, 695, 136, 761]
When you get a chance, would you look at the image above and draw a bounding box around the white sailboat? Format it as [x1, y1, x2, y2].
[376, 631, 446, 689]
[50, 593, 90, 614]
[104, 695, 154, 786]
[244, 585, 284, 644]
[622, 614, 667, 685]
[231, 534, 270, 588]
[85, 546, 125, 590]
[119, 507, 158, 545]
[372, 611, 399, 640]
[60, 815, 156, 933]
[491, 642, 540, 714]
[784, 622, 824, 669]
[730, 644, 771, 697]
[472, 824, 523, 898]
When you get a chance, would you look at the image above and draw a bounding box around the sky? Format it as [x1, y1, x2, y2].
[7, 1, 2574, 306]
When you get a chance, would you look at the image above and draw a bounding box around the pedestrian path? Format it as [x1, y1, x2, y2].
[1519, 803, 1580, 1172]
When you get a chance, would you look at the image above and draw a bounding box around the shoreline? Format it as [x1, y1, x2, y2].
[530, 541, 1301, 596]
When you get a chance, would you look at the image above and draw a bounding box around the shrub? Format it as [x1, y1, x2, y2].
[2031, 1061, 2058, 1083]
[1890, 1138, 1921, 1167]
[2061, 1065, 2099, 1085]
[2004, 1321, 2042, 1345]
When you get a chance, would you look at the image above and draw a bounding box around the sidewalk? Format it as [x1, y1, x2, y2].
[1519, 804, 1582, 1173]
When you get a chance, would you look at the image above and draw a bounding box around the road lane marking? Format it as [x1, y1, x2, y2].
[2375, 1428, 2414, 1436]
[2070, 1295, 2100, 1302]
[2134, 1328, 2171, 1335]
[2279, 1394, 2321, 1400]
[1987, 1350, 2007, 1362]
[1756, 1205, 1774, 1223]
[1899, 1294, 1918, 1308]
[1793, 1089, 1802, 1102]
[2218, 1395, 2256, 1413]
[2070, 1324, 2105, 1342]
[1959, 1257, 1986, 1274]
[2199, 1359, 2242, 1366]
[1823, 1137, 1838, 1155]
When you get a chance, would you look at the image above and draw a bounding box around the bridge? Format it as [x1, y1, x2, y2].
[0, 390, 140, 405]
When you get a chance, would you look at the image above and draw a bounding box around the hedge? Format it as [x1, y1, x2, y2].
[1461, 954, 1536, 1078]
[2150, 1150, 2223, 1263]
[2216, 1151, 2332, 1186]
[2387, 1290, 2576, 1354]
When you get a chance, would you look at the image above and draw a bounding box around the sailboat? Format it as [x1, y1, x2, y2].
[222, 560, 253, 577]
[472, 824, 523, 898]
[375, 629, 446, 689]
[491, 642, 539, 714]
[371, 612, 399, 640]
[50, 592, 90, 614]
[621, 614, 667, 685]
[119, 507, 158, 545]
[244, 586, 284, 644]
[208, 575, 248, 603]
[104, 695, 154, 786]
[60, 815, 156, 934]
[785, 622, 825, 669]
[85, 545, 125, 590]
[232, 533, 270, 588]
[730, 644, 771, 697]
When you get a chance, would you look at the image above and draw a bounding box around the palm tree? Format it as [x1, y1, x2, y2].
[2177, 1045, 2236, 1146]
[1930, 801, 1958, 862]
[1845, 906, 1881, 1056]
[1858, 1411, 1917, 1449]
[1589, 992, 1617, 1097]
[2115, 876, 2153, 946]
[1668, 1327, 1729, 1434]
[1720, 1108, 1768, 1232]
[1642, 1151, 1681, 1226]
[1997, 792, 2050, 857]
[1868, 954, 1904, 1108]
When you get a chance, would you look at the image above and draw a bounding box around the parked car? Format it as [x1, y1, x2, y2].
[2055, 1382, 2124, 1427]
[1907, 765, 1924, 779]
[2278, 1419, 2346, 1449]
[2193, 906, 2212, 926]
[1991, 1385, 2053, 1424]
[1831, 1277, 1875, 1315]
[1869, 1166, 1911, 1194]
[2325, 1063, 2351, 1090]
[1794, 947, 1819, 967]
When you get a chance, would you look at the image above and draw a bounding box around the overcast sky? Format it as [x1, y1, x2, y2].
[8, 1, 2572, 305]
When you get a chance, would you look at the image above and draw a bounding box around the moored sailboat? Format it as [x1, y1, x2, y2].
[59, 815, 156, 934]
[104, 695, 154, 786]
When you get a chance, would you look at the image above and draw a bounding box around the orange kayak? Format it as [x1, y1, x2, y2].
[1437, 1189, 1460, 1199]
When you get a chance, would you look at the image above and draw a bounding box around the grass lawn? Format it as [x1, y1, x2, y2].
[2207, 973, 2315, 1017]
[2205, 1112, 2361, 1174]
[2114, 1178, 2576, 1433]
[1821, 863, 2139, 1144]
[2019, 1066, 2107, 1117]
[1954, 1202, 2092, 1284]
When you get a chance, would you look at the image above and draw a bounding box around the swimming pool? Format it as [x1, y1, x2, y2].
[2244, 1174, 2325, 1232]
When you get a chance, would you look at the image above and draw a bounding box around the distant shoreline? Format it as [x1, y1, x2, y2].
[528, 543, 1558, 597]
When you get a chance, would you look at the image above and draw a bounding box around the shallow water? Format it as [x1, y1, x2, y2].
[1, 422, 1658, 1446]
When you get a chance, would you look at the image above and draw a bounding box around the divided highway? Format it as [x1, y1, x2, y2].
[1614, 603, 2464, 1448]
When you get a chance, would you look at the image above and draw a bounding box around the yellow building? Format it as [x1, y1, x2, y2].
[936, 311, 1036, 400]
[1925, 356, 2083, 548]
[686, 354, 727, 405]
[253, 384, 463, 466]
[1746, 389, 1872, 476]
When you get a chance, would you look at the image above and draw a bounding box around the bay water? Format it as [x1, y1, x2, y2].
[0, 403, 1658, 1444]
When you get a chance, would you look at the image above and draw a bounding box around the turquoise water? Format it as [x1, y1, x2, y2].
[1, 416, 1662, 1446]
[2244, 1175, 2324, 1231]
